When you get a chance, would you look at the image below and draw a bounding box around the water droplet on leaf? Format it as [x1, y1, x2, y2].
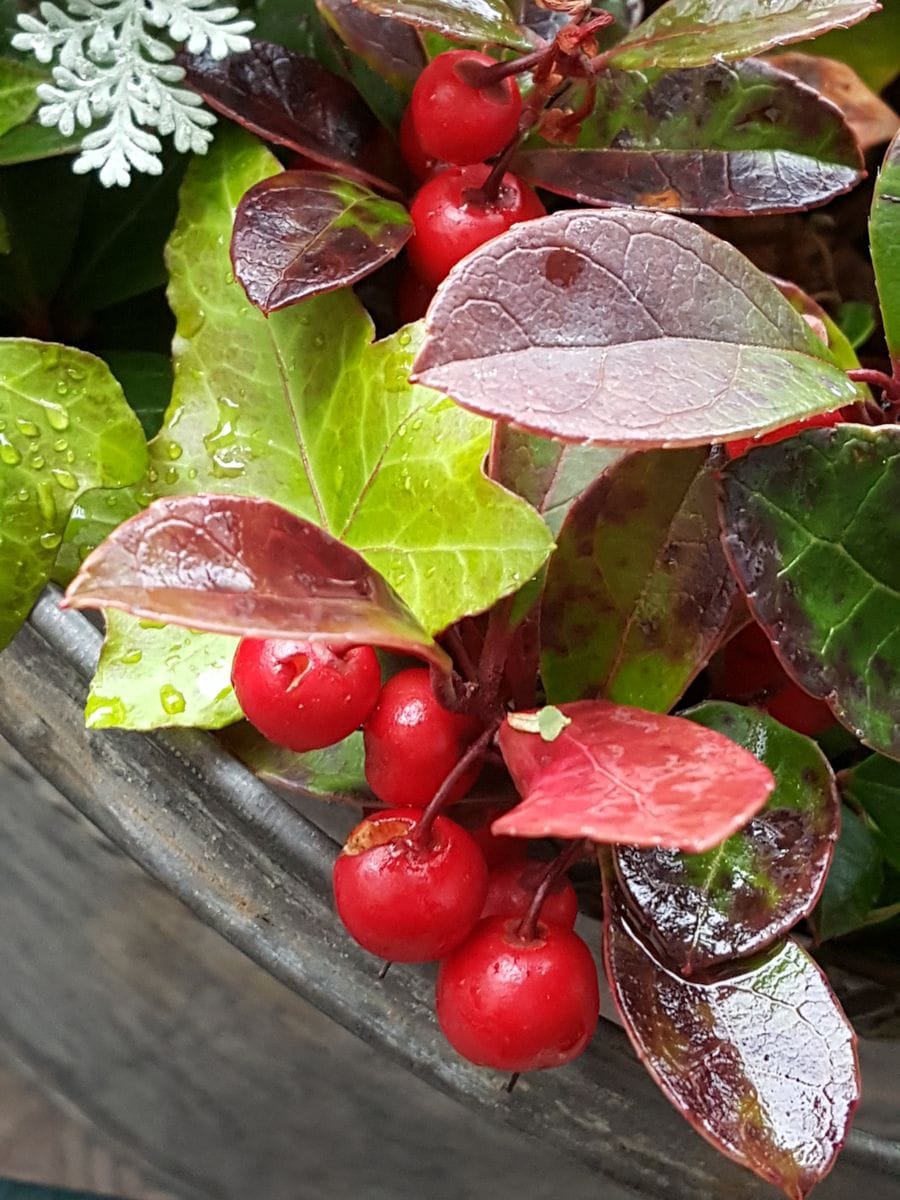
[160, 684, 187, 715]
[39, 531, 62, 549]
[46, 407, 69, 431]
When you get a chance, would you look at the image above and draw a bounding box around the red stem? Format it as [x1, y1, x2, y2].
[443, 626, 480, 684]
[516, 839, 587, 942]
[847, 368, 900, 405]
[412, 721, 500, 847]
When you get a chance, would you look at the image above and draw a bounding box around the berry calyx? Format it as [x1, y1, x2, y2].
[332, 808, 488, 961]
[363, 667, 484, 807]
[724, 407, 844, 460]
[764, 681, 835, 736]
[232, 638, 381, 752]
[407, 164, 546, 287]
[409, 50, 523, 167]
[436, 916, 599, 1071]
[482, 860, 578, 928]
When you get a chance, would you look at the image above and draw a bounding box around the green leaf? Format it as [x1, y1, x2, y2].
[222, 723, 370, 802]
[841, 754, 900, 872]
[85, 611, 241, 730]
[50, 485, 142, 587]
[0, 340, 147, 650]
[835, 301, 876, 351]
[792, 0, 900, 91]
[0, 57, 43, 139]
[103, 350, 172, 440]
[813, 805, 884, 940]
[871, 130, 900, 364]
[542, 449, 737, 711]
[609, 0, 878, 70]
[353, 0, 533, 50]
[721, 425, 900, 759]
[507, 705, 572, 742]
[0, 118, 81, 166]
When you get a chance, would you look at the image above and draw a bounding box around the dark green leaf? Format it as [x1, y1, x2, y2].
[0, 56, 43, 138]
[871, 130, 900, 363]
[841, 754, 900, 872]
[609, 0, 877, 70]
[0, 118, 81, 166]
[792, 0, 900, 92]
[721, 425, 900, 759]
[813, 805, 884, 940]
[51, 485, 142, 588]
[222, 723, 370, 802]
[616, 702, 839, 973]
[103, 350, 172, 440]
[516, 59, 863, 216]
[353, 0, 533, 50]
[252, 0, 338, 59]
[835, 301, 876, 351]
[541, 449, 737, 711]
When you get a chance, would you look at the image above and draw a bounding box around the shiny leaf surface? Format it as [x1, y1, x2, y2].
[316, 0, 425, 91]
[840, 753, 900, 871]
[0, 57, 43, 139]
[812, 805, 884, 940]
[871, 130, 900, 363]
[223, 723, 370, 803]
[353, 0, 533, 50]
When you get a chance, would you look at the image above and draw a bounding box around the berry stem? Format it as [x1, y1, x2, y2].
[443, 625, 480, 684]
[516, 839, 587, 942]
[412, 720, 501, 847]
[460, 46, 554, 89]
[846, 368, 900, 406]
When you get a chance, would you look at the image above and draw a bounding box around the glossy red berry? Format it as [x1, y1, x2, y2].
[396, 265, 434, 325]
[481, 861, 578, 928]
[399, 108, 441, 182]
[232, 638, 381, 752]
[407, 164, 546, 287]
[466, 809, 528, 870]
[724, 407, 844, 460]
[363, 667, 483, 807]
[409, 50, 522, 166]
[436, 917, 599, 1071]
[764, 681, 835, 736]
[333, 808, 488, 961]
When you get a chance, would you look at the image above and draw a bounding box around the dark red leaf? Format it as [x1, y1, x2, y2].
[316, 0, 426, 91]
[63, 494, 451, 670]
[179, 41, 404, 194]
[494, 700, 774, 851]
[604, 878, 859, 1199]
[231, 170, 411, 313]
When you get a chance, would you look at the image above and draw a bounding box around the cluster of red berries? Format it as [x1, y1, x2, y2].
[397, 51, 546, 319]
[231, 637, 599, 1073]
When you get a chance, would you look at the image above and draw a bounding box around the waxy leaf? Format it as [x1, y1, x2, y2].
[65, 494, 451, 670]
[721, 425, 900, 759]
[494, 700, 775, 851]
[231, 169, 411, 313]
[0, 118, 80, 166]
[541, 449, 737, 711]
[0, 341, 147, 651]
[768, 53, 899, 153]
[840, 754, 900, 871]
[604, 881, 860, 1199]
[871, 130, 900, 363]
[180, 42, 403, 193]
[0, 57, 43, 139]
[316, 0, 425, 92]
[615, 702, 839, 973]
[812, 805, 884, 941]
[412, 209, 861, 448]
[353, 0, 533, 51]
[608, 0, 878, 70]
[795, 0, 900, 92]
[223, 723, 370, 803]
[517, 60, 863, 216]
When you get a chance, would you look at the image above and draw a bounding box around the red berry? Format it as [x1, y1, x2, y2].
[724, 408, 844, 460]
[407, 164, 545, 287]
[396, 265, 434, 325]
[232, 638, 381, 752]
[333, 808, 488, 961]
[436, 917, 599, 1071]
[481, 861, 578, 928]
[764, 681, 835, 736]
[363, 667, 483, 807]
[467, 810, 528, 870]
[399, 107, 441, 182]
[409, 51, 522, 166]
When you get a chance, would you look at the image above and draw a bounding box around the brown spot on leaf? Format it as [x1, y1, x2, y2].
[544, 248, 584, 288]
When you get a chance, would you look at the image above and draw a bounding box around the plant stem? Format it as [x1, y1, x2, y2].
[412, 721, 500, 846]
[516, 839, 587, 941]
[461, 46, 553, 89]
[444, 626, 480, 683]
[847, 368, 900, 405]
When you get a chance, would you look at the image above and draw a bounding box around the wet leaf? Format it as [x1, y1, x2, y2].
[812, 805, 883, 940]
[316, 0, 425, 91]
[231, 169, 411, 313]
[604, 879, 860, 1200]
[871, 130, 900, 362]
[517, 59, 863, 216]
[64, 494, 451, 670]
[494, 699, 775, 851]
[609, 0, 877, 70]
[353, 0, 533, 51]
[541, 449, 737, 711]
[840, 754, 900, 871]
[0, 341, 147, 651]
[767, 53, 899, 152]
[0, 57, 43, 139]
[180, 41, 404, 193]
[412, 209, 861, 448]
[615, 702, 839, 973]
[50, 486, 142, 589]
[721, 425, 900, 759]
[223, 723, 370, 803]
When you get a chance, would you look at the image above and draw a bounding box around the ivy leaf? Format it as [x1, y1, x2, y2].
[222, 723, 370, 802]
[871, 130, 900, 363]
[412, 209, 861, 448]
[812, 805, 884, 941]
[0, 57, 43, 139]
[615, 702, 839, 974]
[608, 0, 878, 71]
[231, 170, 411, 313]
[64, 494, 452, 671]
[541, 448, 737, 711]
[315, 0, 425, 92]
[516, 59, 863, 216]
[50, 485, 142, 588]
[840, 754, 900, 871]
[721, 425, 900, 759]
[604, 879, 860, 1200]
[352, 0, 533, 51]
[85, 611, 241, 731]
[0, 341, 147, 651]
[494, 700, 775, 852]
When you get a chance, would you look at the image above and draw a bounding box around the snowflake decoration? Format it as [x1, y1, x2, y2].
[13, 0, 254, 187]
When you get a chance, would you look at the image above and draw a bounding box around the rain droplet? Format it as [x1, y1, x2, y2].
[39, 531, 62, 549]
[66, 365, 86, 382]
[16, 419, 39, 437]
[41, 345, 60, 369]
[85, 695, 127, 727]
[166, 442, 183, 460]
[160, 684, 186, 715]
[30, 455, 45, 470]
[46, 407, 69, 431]
[120, 648, 143, 664]
[164, 466, 178, 484]
[37, 482, 56, 524]
[53, 437, 68, 452]
[398, 331, 411, 347]
[16, 488, 29, 502]
[139, 618, 166, 630]
[182, 307, 205, 337]
[65, 449, 75, 463]
[55, 381, 68, 396]
[52, 468, 78, 491]
[0, 442, 22, 466]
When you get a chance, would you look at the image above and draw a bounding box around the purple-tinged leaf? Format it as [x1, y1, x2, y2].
[180, 42, 404, 194]
[494, 699, 775, 851]
[412, 209, 860, 449]
[63, 494, 451, 671]
[231, 170, 411, 313]
[603, 879, 860, 1200]
[516, 59, 863, 216]
[541, 449, 737, 712]
[608, 0, 878, 71]
[615, 702, 839, 974]
[721, 425, 900, 759]
[222, 723, 371, 804]
[871, 130, 900, 364]
[317, 0, 425, 90]
[353, 0, 534, 50]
